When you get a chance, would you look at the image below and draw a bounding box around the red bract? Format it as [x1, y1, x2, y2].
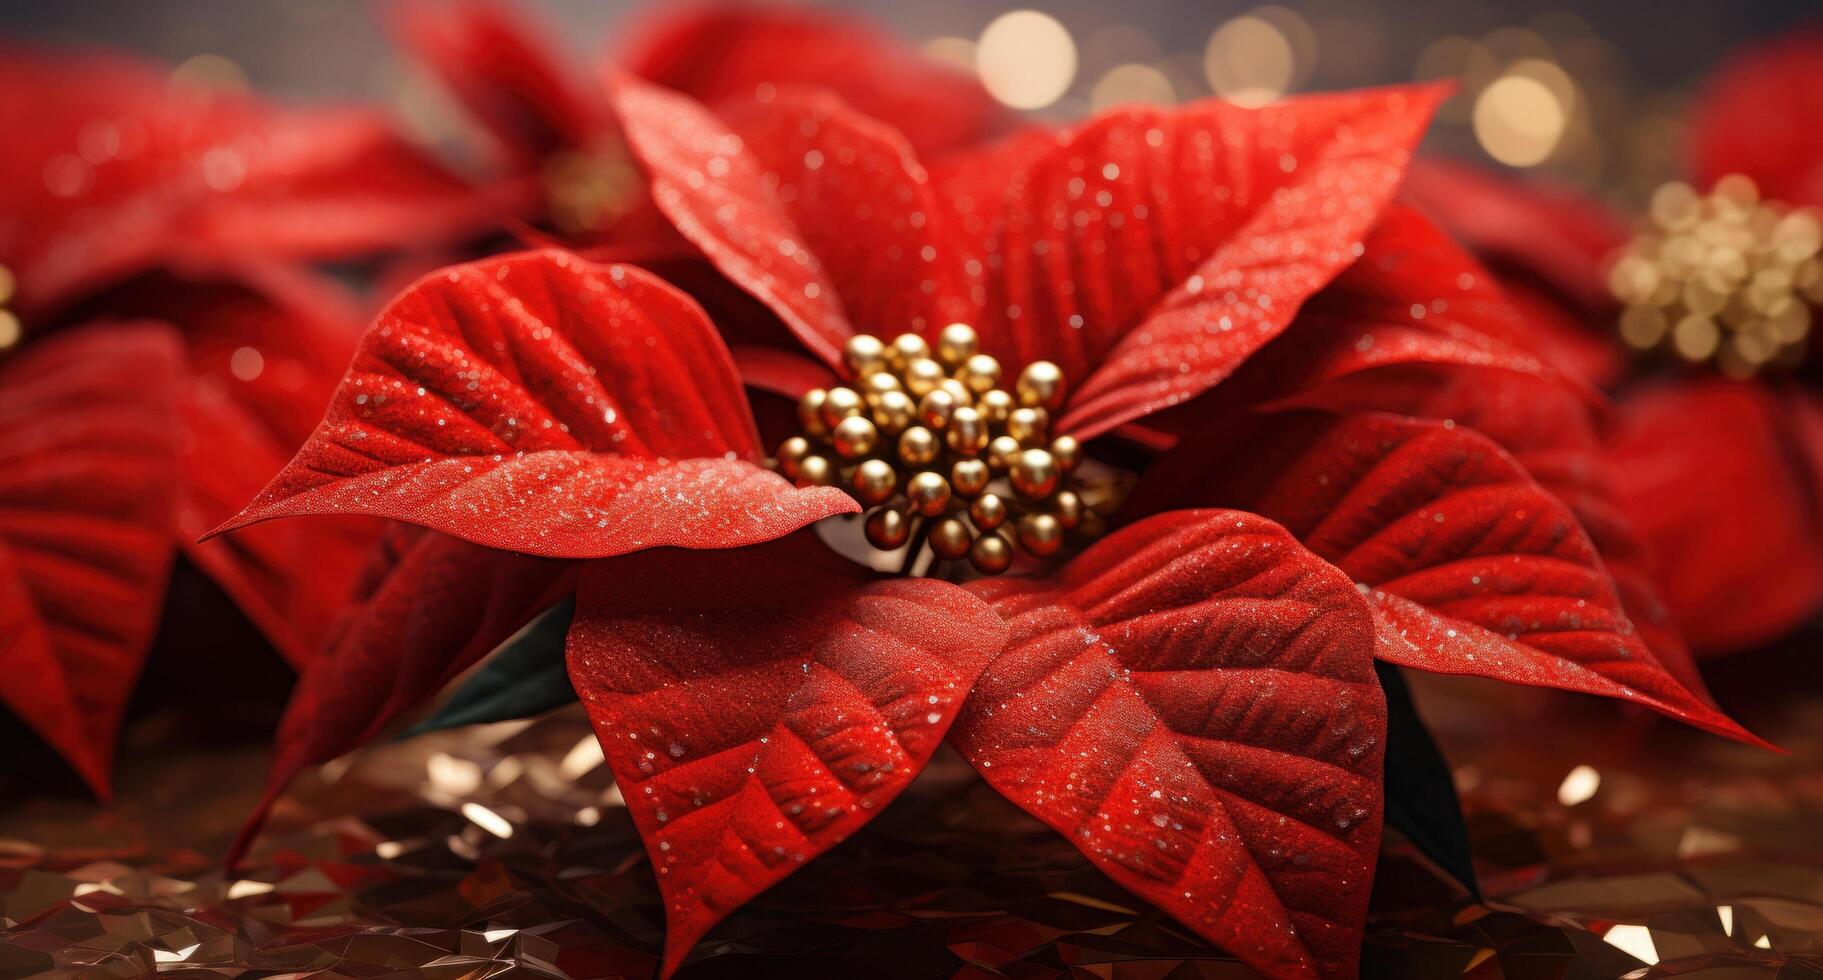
[0, 323, 181, 795]
[0, 38, 494, 790]
[386, 1, 1008, 239]
[0, 45, 497, 323]
[1407, 31, 1823, 657]
[224, 172, 1747, 976]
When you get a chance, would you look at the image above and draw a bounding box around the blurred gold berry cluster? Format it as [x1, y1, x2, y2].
[771, 324, 1102, 575]
[1609, 174, 1823, 376]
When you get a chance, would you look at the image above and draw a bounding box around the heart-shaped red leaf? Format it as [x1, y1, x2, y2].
[950, 510, 1385, 980]
[566, 534, 1007, 976]
[619, 5, 1009, 160]
[213, 250, 855, 558]
[942, 86, 1446, 439]
[0, 46, 497, 321]
[0, 321, 183, 796]
[1166, 411, 1758, 745]
[229, 523, 572, 864]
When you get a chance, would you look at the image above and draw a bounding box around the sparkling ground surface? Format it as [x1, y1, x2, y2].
[2, 659, 1821, 978]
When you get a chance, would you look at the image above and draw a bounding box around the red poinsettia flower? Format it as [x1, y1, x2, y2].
[387, 0, 1010, 239]
[1407, 29, 1823, 655]
[0, 39, 504, 793]
[219, 77, 1752, 978]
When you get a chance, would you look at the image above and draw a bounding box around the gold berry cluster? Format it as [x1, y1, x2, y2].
[0, 263, 18, 351]
[772, 323, 1101, 575]
[1609, 174, 1823, 376]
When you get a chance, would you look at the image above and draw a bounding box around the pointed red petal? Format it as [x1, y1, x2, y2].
[230, 525, 572, 864]
[0, 46, 497, 320]
[1609, 379, 1823, 654]
[618, 5, 1009, 160]
[1689, 30, 1823, 208]
[934, 85, 1447, 438]
[0, 321, 184, 796]
[567, 535, 1006, 976]
[612, 78, 943, 367]
[213, 250, 855, 558]
[950, 510, 1384, 980]
[389, 0, 607, 168]
[1169, 411, 1758, 745]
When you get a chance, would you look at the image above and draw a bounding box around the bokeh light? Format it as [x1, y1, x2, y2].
[1203, 14, 1295, 107]
[976, 10, 1077, 110]
[1473, 71, 1568, 166]
[1089, 62, 1176, 110]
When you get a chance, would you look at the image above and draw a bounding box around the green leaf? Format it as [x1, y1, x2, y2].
[404, 597, 577, 737]
[1376, 660, 1479, 898]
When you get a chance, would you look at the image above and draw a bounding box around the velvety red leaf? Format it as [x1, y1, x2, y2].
[949, 510, 1385, 980]
[1689, 30, 1823, 208]
[228, 524, 573, 864]
[389, 0, 607, 169]
[1608, 379, 1823, 654]
[1201, 205, 1594, 412]
[1403, 157, 1628, 317]
[0, 321, 184, 796]
[617, 5, 1010, 161]
[941, 86, 1447, 439]
[615, 77, 1446, 436]
[1157, 410, 1757, 745]
[566, 534, 1007, 976]
[611, 79, 939, 367]
[0, 45, 499, 321]
[214, 250, 855, 558]
[79, 266, 381, 666]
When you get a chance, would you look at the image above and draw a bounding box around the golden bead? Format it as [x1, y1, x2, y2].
[929, 516, 973, 560]
[864, 507, 911, 549]
[986, 435, 1022, 471]
[796, 455, 836, 487]
[947, 406, 989, 456]
[969, 493, 1007, 531]
[1050, 435, 1082, 473]
[960, 353, 1002, 395]
[798, 388, 830, 438]
[888, 332, 931, 370]
[873, 390, 915, 434]
[1010, 448, 1059, 498]
[1006, 407, 1048, 445]
[918, 388, 959, 430]
[1052, 490, 1083, 531]
[844, 334, 887, 378]
[951, 458, 990, 497]
[852, 458, 897, 505]
[1015, 360, 1065, 411]
[832, 415, 879, 459]
[938, 378, 974, 407]
[977, 388, 1013, 426]
[821, 387, 865, 429]
[968, 532, 1013, 575]
[776, 436, 811, 479]
[906, 471, 952, 516]
[899, 426, 939, 466]
[862, 371, 902, 406]
[1017, 512, 1064, 557]
[936, 322, 979, 368]
[903, 357, 945, 398]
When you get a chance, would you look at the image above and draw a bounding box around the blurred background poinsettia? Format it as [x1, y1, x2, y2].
[2, 2, 1822, 978]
